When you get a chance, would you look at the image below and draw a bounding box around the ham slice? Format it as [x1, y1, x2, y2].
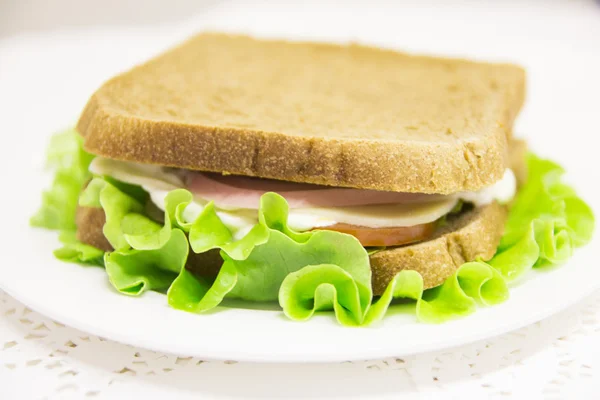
[185, 172, 443, 209]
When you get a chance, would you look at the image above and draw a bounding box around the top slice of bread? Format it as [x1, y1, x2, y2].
[77, 33, 525, 194]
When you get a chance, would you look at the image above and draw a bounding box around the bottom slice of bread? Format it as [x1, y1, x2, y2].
[369, 202, 506, 294]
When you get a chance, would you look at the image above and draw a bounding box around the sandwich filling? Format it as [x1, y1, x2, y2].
[31, 129, 594, 326]
[89, 157, 516, 246]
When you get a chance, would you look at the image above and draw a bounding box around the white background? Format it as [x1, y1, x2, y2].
[1, 0, 600, 399]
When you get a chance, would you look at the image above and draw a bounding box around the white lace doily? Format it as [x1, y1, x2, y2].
[1, 289, 598, 399]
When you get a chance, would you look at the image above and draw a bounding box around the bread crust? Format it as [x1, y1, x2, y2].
[77, 33, 525, 194]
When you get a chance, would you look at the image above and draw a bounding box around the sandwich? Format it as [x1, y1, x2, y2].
[31, 33, 594, 326]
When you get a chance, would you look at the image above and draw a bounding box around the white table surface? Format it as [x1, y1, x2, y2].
[1, 1, 599, 398]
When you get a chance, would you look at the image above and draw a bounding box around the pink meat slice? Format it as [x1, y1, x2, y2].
[186, 172, 442, 209]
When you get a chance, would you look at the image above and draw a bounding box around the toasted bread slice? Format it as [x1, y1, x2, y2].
[77, 33, 525, 194]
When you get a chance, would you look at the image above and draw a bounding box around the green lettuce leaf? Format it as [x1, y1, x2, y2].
[496, 154, 594, 274]
[277, 153, 593, 325]
[167, 264, 237, 313]
[417, 261, 508, 323]
[53, 231, 105, 266]
[167, 193, 371, 318]
[104, 229, 189, 295]
[121, 189, 193, 250]
[30, 129, 94, 230]
[80, 178, 145, 251]
[280, 259, 508, 325]
[80, 178, 197, 296]
[188, 201, 269, 259]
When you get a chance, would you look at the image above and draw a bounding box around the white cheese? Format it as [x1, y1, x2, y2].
[458, 169, 517, 207]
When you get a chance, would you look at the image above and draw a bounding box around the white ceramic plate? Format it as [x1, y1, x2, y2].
[1, 1, 599, 363]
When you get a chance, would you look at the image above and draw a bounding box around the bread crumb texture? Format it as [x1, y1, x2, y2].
[78, 33, 525, 194]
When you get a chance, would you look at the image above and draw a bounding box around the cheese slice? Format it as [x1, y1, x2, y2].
[291, 199, 459, 229]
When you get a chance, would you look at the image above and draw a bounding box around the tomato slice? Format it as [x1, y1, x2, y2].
[317, 222, 435, 247]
